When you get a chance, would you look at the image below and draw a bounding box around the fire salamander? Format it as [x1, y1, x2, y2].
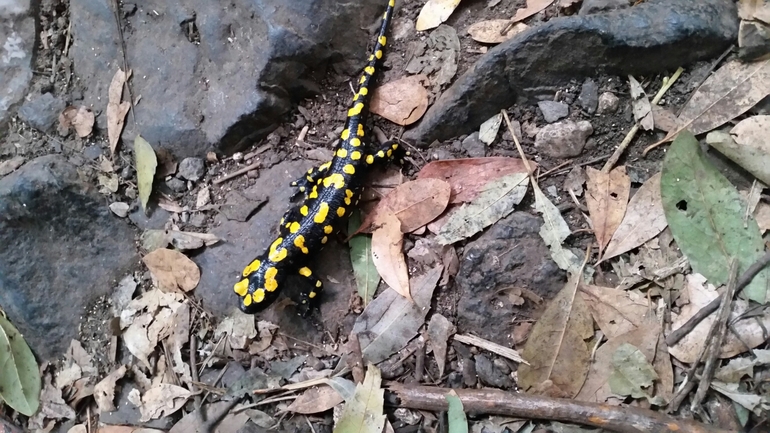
[234, 0, 400, 315]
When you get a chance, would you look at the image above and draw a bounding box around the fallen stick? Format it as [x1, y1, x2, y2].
[213, 161, 260, 185]
[386, 384, 737, 433]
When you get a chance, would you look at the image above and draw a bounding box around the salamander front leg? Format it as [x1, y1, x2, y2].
[365, 140, 404, 166]
[297, 266, 323, 317]
[290, 162, 331, 198]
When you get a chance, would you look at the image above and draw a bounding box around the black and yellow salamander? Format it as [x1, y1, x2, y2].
[234, 0, 401, 315]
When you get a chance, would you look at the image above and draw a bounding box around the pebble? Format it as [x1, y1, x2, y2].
[83, 145, 103, 160]
[17, 93, 66, 132]
[178, 157, 206, 182]
[109, 202, 130, 217]
[165, 177, 186, 193]
[232, 152, 243, 162]
[461, 132, 486, 157]
[597, 92, 620, 114]
[474, 354, 513, 388]
[534, 120, 593, 158]
[577, 78, 599, 114]
[537, 100, 570, 123]
[188, 213, 207, 228]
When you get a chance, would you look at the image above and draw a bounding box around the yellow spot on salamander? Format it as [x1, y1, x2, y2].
[343, 164, 355, 174]
[366, 155, 375, 164]
[348, 102, 364, 117]
[309, 291, 317, 299]
[364, 66, 375, 75]
[359, 75, 366, 84]
[234, 279, 249, 296]
[294, 235, 309, 254]
[387, 149, 393, 157]
[379, 35, 387, 46]
[337, 148, 348, 158]
[337, 207, 346, 217]
[289, 222, 300, 233]
[252, 289, 265, 303]
[300, 205, 309, 216]
[314, 202, 329, 223]
[299, 186, 305, 192]
[323, 173, 345, 189]
[344, 189, 354, 205]
[265, 267, 277, 280]
[360, 87, 368, 96]
[320, 162, 331, 171]
[269, 247, 287, 262]
[324, 225, 333, 234]
[315, 280, 322, 288]
[299, 267, 312, 277]
[357, 124, 365, 136]
[321, 236, 328, 244]
[269, 238, 283, 255]
[341, 129, 350, 139]
[351, 137, 361, 147]
[377, 150, 385, 158]
[375, 49, 383, 59]
[351, 150, 361, 160]
[242, 259, 261, 277]
[265, 267, 279, 291]
[309, 186, 318, 199]
[243, 293, 252, 306]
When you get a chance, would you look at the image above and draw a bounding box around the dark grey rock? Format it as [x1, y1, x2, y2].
[99, 383, 174, 429]
[220, 189, 268, 222]
[461, 132, 486, 158]
[0, 156, 137, 360]
[0, 0, 36, 132]
[70, 0, 387, 157]
[738, 20, 770, 62]
[474, 354, 513, 388]
[165, 177, 186, 193]
[534, 120, 593, 158]
[178, 157, 206, 182]
[128, 204, 171, 230]
[537, 100, 569, 123]
[456, 212, 565, 345]
[597, 91, 620, 114]
[577, 78, 599, 114]
[404, 0, 738, 146]
[83, 145, 103, 160]
[17, 93, 66, 132]
[580, 0, 631, 15]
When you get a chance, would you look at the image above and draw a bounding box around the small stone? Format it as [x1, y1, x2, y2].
[563, 166, 586, 197]
[166, 177, 186, 193]
[546, 185, 559, 198]
[597, 92, 620, 114]
[206, 152, 218, 163]
[109, 202, 130, 217]
[196, 186, 211, 208]
[17, 93, 66, 132]
[474, 354, 512, 388]
[247, 169, 259, 178]
[83, 145, 103, 161]
[0, 156, 25, 177]
[739, 20, 770, 61]
[577, 78, 599, 114]
[461, 132, 486, 157]
[178, 157, 206, 182]
[537, 100, 569, 123]
[534, 120, 593, 158]
[232, 152, 243, 162]
[188, 213, 207, 228]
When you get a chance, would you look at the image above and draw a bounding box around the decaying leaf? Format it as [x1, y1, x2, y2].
[467, 20, 528, 44]
[738, 0, 770, 23]
[287, 386, 344, 415]
[134, 135, 157, 213]
[142, 248, 201, 293]
[601, 173, 667, 262]
[585, 166, 630, 257]
[427, 314, 456, 378]
[580, 285, 651, 339]
[478, 113, 503, 145]
[371, 212, 411, 301]
[628, 76, 654, 130]
[59, 106, 95, 138]
[370, 75, 430, 126]
[661, 131, 769, 303]
[361, 178, 451, 235]
[334, 364, 385, 433]
[706, 115, 770, 185]
[119, 289, 186, 369]
[107, 68, 132, 155]
[349, 210, 380, 305]
[436, 172, 529, 245]
[0, 314, 41, 416]
[214, 313, 257, 351]
[534, 185, 588, 277]
[93, 365, 127, 413]
[512, 0, 554, 23]
[416, 0, 462, 31]
[608, 343, 666, 405]
[715, 349, 770, 383]
[517, 275, 593, 398]
[711, 381, 770, 416]
[139, 383, 191, 422]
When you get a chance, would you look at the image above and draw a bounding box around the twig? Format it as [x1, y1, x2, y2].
[189, 334, 204, 424]
[200, 398, 241, 433]
[387, 384, 733, 433]
[213, 161, 261, 185]
[453, 333, 527, 365]
[539, 154, 611, 179]
[603, 67, 683, 171]
[666, 250, 770, 346]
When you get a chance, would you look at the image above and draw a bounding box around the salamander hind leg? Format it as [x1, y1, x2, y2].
[290, 162, 332, 198]
[364, 140, 405, 166]
[297, 266, 323, 317]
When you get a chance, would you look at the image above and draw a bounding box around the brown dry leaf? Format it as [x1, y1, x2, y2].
[142, 248, 200, 293]
[98, 427, 165, 433]
[155, 148, 177, 178]
[601, 173, 667, 262]
[139, 383, 191, 422]
[754, 201, 770, 233]
[629, 76, 654, 131]
[371, 212, 411, 301]
[719, 115, 770, 185]
[652, 106, 678, 132]
[68, 425, 87, 433]
[517, 275, 593, 398]
[512, 0, 554, 23]
[358, 178, 451, 235]
[93, 365, 127, 413]
[417, 157, 534, 204]
[575, 317, 661, 403]
[580, 285, 651, 339]
[416, 0, 462, 31]
[653, 58, 770, 148]
[59, 106, 95, 138]
[739, 0, 770, 23]
[585, 166, 630, 257]
[467, 20, 528, 44]
[426, 313, 456, 377]
[370, 75, 429, 126]
[286, 386, 344, 414]
[107, 68, 132, 155]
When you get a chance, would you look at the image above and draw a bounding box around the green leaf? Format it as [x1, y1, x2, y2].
[445, 392, 468, 433]
[661, 131, 769, 303]
[134, 135, 158, 213]
[348, 210, 380, 305]
[607, 343, 666, 406]
[0, 314, 41, 415]
[334, 363, 385, 433]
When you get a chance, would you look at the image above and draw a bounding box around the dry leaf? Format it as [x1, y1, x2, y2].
[585, 166, 630, 257]
[738, 0, 770, 23]
[416, 0, 462, 31]
[59, 106, 95, 138]
[107, 69, 132, 155]
[512, 0, 554, 23]
[142, 248, 200, 293]
[601, 173, 667, 262]
[286, 386, 344, 414]
[712, 115, 770, 185]
[467, 20, 528, 44]
[358, 178, 451, 234]
[629, 76, 654, 131]
[139, 384, 191, 422]
[371, 212, 411, 301]
[427, 314, 456, 377]
[370, 75, 429, 126]
[580, 285, 651, 339]
[93, 365, 127, 413]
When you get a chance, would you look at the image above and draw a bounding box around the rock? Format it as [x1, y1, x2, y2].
[535, 120, 593, 158]
[109, 202, 130, 217]
[128, 205, 171, 230]
[0, 155, 25, 177]
[537, 100, 569, 123]
[178, 157, 206, 182]
[0, 0, 35, 132]
[0, 156, 137, 360]
[17, 93, 66, 132]
[577, 78, 599, 114]
[220, 190, 268, 222]
[404, 0, 738, 146]
[580, 0, 631, 15]
[597, 91, 620, 114]
[70, 0, 387, 156]
[83, 145, 103, 160]
[474, 354, 513, 388]
[456, 213, 565, 344]
[461, 132, 486, 157]
[165, 177, 186, 193]
[739, 20, 770, 61]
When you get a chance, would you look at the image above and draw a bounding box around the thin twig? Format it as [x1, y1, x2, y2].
[213, 161, 261, 185]
[539, 154, 611, 180]
[189, 333, 204, 424]
[666, 250, 770, 346]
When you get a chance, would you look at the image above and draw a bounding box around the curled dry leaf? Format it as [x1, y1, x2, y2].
[107, 68, 132, 155]
[358, 178, 451, 235]
[93, 365, 127, 413]
[416, 0, 462, 31]
[134, 135, 157, 213]
[467, 20, 528, 44]
[707, 115, 770, 185]
[370, 75, 430, 126]
[286, 386, 344, 414]
[585, 166, 630, 257]
[142, 248, 200, 293]
[59, 106, 95, 137]
[371, 212, 411, 301]
[139, 383, 191, 422]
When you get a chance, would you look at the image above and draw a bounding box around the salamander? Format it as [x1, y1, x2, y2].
[234, 0, 401, 315]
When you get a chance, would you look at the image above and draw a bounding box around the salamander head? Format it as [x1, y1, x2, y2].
[233, 259, 283, 314]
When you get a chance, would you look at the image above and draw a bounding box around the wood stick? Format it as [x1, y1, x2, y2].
[213, 161, 260, 185]
[386, 384, 736, 433]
